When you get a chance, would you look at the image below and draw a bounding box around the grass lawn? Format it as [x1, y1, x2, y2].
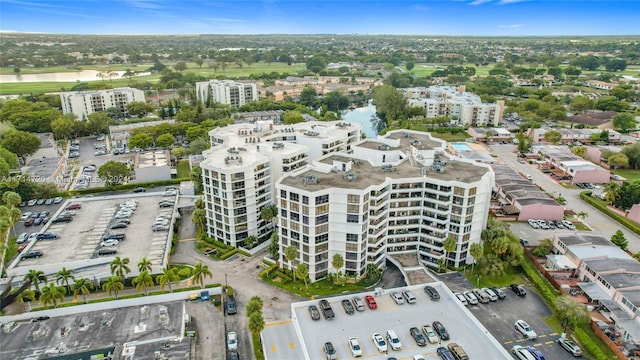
[574, 222, 592, 231]
[262, 271, 380, 298]
[612, 169, 640, 182]
[176, 159, 191, 178]
[464, 266, 526, 288]
[430, 132, 470, 142]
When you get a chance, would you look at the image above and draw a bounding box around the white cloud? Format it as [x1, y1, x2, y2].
[498, 0, 530, 4]
[469, 0, 494, 5]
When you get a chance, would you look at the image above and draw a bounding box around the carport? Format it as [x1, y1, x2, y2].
[577, 282, 610, 303]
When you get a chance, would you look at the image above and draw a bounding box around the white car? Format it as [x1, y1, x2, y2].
[371, 333, 387, 353]
[227, 331, 237, 351]
[100, 239, 119, 247]
[562, 220, 576, 230]
[348, 337, 363, 357]
[455, 292, 468, 306]
[386, 330, 402, 351]
[515, 319, 537, 340]
[163, 190, 177, 196]
[527, 219, 539, 229]
[421, 325, 439, 344]
[390, 292, 404, 304]
[512, 345, 537, 360]
[482, 287, 498, 301]
[17, 233, 29, 244]
[463, 291, 479, 305]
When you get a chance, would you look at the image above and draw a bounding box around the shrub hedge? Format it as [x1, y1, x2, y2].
[580, 191, 640, 236]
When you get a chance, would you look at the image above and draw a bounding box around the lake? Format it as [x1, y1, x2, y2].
[0, 70, 151, 83]
[342, 102, 380, 138]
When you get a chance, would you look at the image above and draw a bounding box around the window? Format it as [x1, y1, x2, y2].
[347, 214, 359, 223]
[454, 187, 465, 196]
[346, 233, 359, 242]
[291, 212, 300, 221]
[290, 202, 299, 212]
[316, 214, 328, 224]
[280, 209, 287, 217]
[302, 195, 309, 204]
[347, 194, 359, 203]
[347, 204, 359, 213]
[315, 234, 328, 244]
[280, 190, 287, 199]
[316, 204, 329, 214]
[316, 194, 329, 204]
[290, 193, 299, 202]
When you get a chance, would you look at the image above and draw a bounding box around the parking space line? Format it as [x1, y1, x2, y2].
[289, 342, 295, 349]
[266, 319, 292, 327]
[270, 344, 276, 352]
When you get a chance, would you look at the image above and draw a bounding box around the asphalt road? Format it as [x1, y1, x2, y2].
[490, 143, 640, 252]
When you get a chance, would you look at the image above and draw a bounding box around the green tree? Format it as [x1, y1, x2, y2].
[571, 146, 586, 158]
[127, 101, 155, 118]
[608, 153, 629, 170]
[604, 182, 620, 203]
[296, 263, 309, 289]
[0, 130, 41, 161]
[0, 147, 19, 169]
[611, 230, 628, 250]
[372, 85, 406, 124]
[612, 113, 637, 132]
[248, 310, 265, 335]
[246, 295, 264, 315]
[569, 96, 594, 114]
[156, 133, 176, 148]
[86, 112, 111, 135]
[578, 211, 589, 221]
[174, 61, 188, 72]
[531, 238, 553, 257]
[39, 283, 65, 308]
[71, 278, 94, 304]
[443, 236, 457, 269]
[469, 243, 484, 272]
[555, 296, 590, 332]
[260, 204, 277, 230]
[331, 253, 344, 283]
[137, 257, 152, 273]
[132, 270, 154, 296]
[50, 116, 76, 139]
[98, 161, 130, 186]
[109, 256, 131, 281]
[515, 131, 533, 155]
[282, 110, 305, 124]
[543, 130, 562, 145]
[192, 261, 213, 289]
[157, 266, 180, 293]
[269, 233, 280, 263]
[285, 245, 299, 280]
[55, 267, 75, 296]
[305, 56, 327, 73]
[25, 269, 47, 296]
[298, 87, 319, 108]
[129, 132, 154, 149]
[405, 61, 414, 72]
[102, 276, 124, 299]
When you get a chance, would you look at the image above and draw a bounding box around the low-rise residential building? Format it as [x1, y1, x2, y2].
[530, 128, 621, 144]
[276, 130, 494, 282]
[535, 145, 610, 184]
[196, 80, 258, 107]
[468, 127, 513, 143]
[60, 87, 145, 120]
[405, 85, 505, 127]
[232, 110, 284, 123]
[109, 120, 176, 149]
[133, 150, 173, 183]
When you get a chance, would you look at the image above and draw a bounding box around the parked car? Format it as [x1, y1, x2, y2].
[527, 346, 546, 360]
[27, 199, 37, 206]
[515, 319, 538, 339]
[96, 135, 106, 141]
[66, 203, 82, 210]
[33, 217, 43, 226]
[53, 196, 63, 204]
[432, 321, 450, 340]
[153, 225, 169, 232]
[98, 248, 117, 255]
[410, 326, 427, 346]
[422, 324, 439, 344]
[308, 305, 320, 320]
[491, 286, 507, 299]
[390, 291, 404, 304]
[69, 151, 80, 158]
[227, 331, 237, 351]
[319, 299, 335, 319]
[463, 291, 479, 305]
[447, 343, 469, 360]
[437, 346, 456, 360]
[455, 293, 468, 306]
[100, 239, 119, 247]
[386, 330, 402, 351]
[30, 315, 50, 322]
[323, 342, 337, 360]
[341, 299, 355, 315]
[51, 215, 72, 223]
[473, 288, 490, 303]
[352, 296, 365, 312]
[24, 217, 35, 226]
[163, 190, 177, 196]
[510, 284, 527, 297]
[424, 285, 440, 301]
[21, 250, 43, 259]
[102, 233, 126, 241]
[110, 223, 128, 229]
[364, 295, 377, 309]
[528, 219, 539, 229]
[226, 294, 237, 315]
[402, 290, 417, 304]
[17, 233, 29, 244]
[133, 187, 146, 193]
[36, 198, 46, 205]
[20, 212, 32, 221]
[512, 345, 537, 360]
[482, 287, 498, 301]
[557, 336, 582, 356]
[39, 211, 49, 218]
[562, 220, 576, 230]
[371, 333, 387, 352]
[348, 337, 363, 357]
[44, 198, 54, 205]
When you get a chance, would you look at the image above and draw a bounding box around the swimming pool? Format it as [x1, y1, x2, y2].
[451, 143, 473, 152]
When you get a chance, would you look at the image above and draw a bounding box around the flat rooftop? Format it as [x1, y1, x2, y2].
[7, 193, 175, 281]
[272, 282, 510, 360]
[0, 302, 185, 360]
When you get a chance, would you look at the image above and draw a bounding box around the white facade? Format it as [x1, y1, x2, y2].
[196, 80, 258, 107]
[276, 130, 494, 282]
[60, 87, 145, 120]
[199, 121, 361, 248]
[405, 86, 504, 127]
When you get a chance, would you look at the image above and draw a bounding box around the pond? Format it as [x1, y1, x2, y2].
[0, 70, 151, 83]
[341, 102, 381, 138]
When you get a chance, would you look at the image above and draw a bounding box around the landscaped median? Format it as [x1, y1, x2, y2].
[580, 191, 640, 236]
[195, 237, 251, 260]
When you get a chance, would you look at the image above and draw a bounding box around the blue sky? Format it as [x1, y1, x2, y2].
[1, 0, 638, 35]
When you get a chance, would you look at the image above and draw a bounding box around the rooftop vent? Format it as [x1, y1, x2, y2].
[343, 171, 357, 181]
[336, 122, 350, 127]
[303, 174, 319, 185]
[381, 164, 396, 172]
[304, 131, 320, 137]
[378, 144, 390, 151]
[411, 140, 422, 146]
[403, 132, 413, 138]
[272, 142, 285, 150]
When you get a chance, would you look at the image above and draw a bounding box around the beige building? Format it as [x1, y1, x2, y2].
[60, 87, 145, 120]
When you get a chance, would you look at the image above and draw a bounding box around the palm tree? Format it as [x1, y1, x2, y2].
[8, 207, 21, 236]
[248, 311, 265, 336]
[443, 236, 458, 269]
[40, 283, 65, 308]
[260, 204, 277, 231]
[71, 278, 94, 304]
[578, 211, 589, 221]
[191, 262, 213, 289]
[132, 270, 154, 296]
[296, 263, 309, 290]
[469, 243, 484, 272]
[102, 276, 124, 299]
[489, 236, 509, 255]
[246, 296, 264, 315]
[555, 296, 590, 332]
[604, 182, 620, 203]
[285, 245, 299, 279]
[137, 258, 152, 273]
[55, 267, 75, 295]
[110, 257, 131, 281]
[24, 269, 47, 296]
[331, 253, 344, 284]
[157, 267, 180, 293]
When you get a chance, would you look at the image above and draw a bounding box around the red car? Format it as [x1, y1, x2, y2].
[364, 295, 377, 309]
[66, 203, 81, 210]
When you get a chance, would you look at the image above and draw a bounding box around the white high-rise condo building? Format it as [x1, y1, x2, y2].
[60, 87, 145, 120]
[196, 80, 258, 107]
[405, 85, 505, 127]
[276, 130, 494, 282]
[199, 120, 361, 248]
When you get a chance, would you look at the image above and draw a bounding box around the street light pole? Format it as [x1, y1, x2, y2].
[225, 272, 228, 288]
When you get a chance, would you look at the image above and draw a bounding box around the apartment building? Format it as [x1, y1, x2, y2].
[199, 121, 362, 248]
[276, 130, 494, 282]
[60, 87, 145, 120]
[195, 80, 258, 107]
[405, 85, 505, 127]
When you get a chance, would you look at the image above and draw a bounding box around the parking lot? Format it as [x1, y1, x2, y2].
[9, 192, 176, 279]
[73, 135, 135, 189]
[292, 282, 510, 359]
[439, 272, 579, 360]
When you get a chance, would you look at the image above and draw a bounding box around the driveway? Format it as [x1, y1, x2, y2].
[491, 143, 640, 252]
